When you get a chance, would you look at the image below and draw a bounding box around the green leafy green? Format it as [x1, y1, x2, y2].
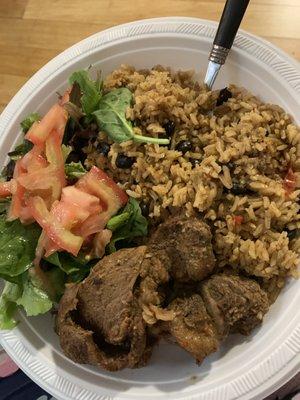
[8, 140, 33, 160]
[93, 88, 169, 145]
[69, 70, 102, 115]
[107, 197, 148, 253]
[20, 112, 40, 133]
[42, 267, 66, 302]
[0, 271, 55, 328]
[69, 82, 82, 108]
[61, 144, 72, 162]
[16, 279, 52, 317]
[45, 251, 94, 283]
[45, 252, 82, 274]
[65, 161, 87, 179]
[0, 216, 47, 328]
[0, 216, 41, 278]
[0, 282, 22, 329]
[63, 117, 77, 145]
[0, 199, 10, 215]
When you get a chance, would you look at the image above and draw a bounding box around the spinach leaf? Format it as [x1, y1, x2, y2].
[0, 282, 22, 329]
[69, 82, 82, 108]
[0, 199, 10, 215]
[0, 216, 41, 277]
[45, 251, 89, 275]
[69, 70, 102, 115]
[20, 112, 40, 133]
[8, 140, 33, 160]
[65, 161, 87, 179]
[43, 267, 66, 303]
[1, 160, 15, 180]
[68, 264, 92, 283]
[45, 251, 94, 283]
[63, 117, 77, 145]
[94, 88, 134, 143]
[93, 88, 169, 145]
[107, 197, 148, 253]
[2, 113, 39, 176]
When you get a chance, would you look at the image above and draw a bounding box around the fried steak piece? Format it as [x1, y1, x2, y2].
[160, 274, 269, 361]
[57, 247, 150, 371]
[57, 215, 269, 371]
[149, 216, 215, 282]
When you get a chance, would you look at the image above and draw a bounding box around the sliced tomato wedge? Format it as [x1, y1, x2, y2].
[17, 166, 57, 191]
[7, 160, 26, 221]
[59, 89, 70, 106]
[0, 181, 13, 198]
[76, 166, 128, 218]
[34, 231, 48, 265]
[20, 146, 45, 171]
[29, 196, 83, 256]
[26, 154, 48, 173]
[25, 104, 68, 146]
[283, 167, 296, 195]
[74, 212, 109, 239]
[61, 186, 102, 215]
[51, 199, 90, 230]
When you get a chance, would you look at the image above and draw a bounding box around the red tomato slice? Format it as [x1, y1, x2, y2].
[34, 231, 48, 265]
[20, 146, 45, 171]
[76, 166, 128, 218]
[29, 196, 83, 256]
[59, 89, 70, 106]
[7, 160, 26, 221]
[61, 186, 102, 215]
[17, 166, 57, 191]
[26, 154, 48, 173]
[45, 130, 66, 190]
[74, 212, 109, 239]
[283, 167, 296, 195]
[51, 199, 90, 230]
[0, 181, 13, 198]
[25, 104, 68, 146]
[44, 239, 60, 258]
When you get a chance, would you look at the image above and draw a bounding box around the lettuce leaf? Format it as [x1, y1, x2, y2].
[61, 144, 72, 162]
[107, 197, 148, 253]
[0, 282, 22, 329]
[69, 70, 102, 115]
[20, 112, 40, 133]
[16, 279, 52, 317]
[0, 215, 54, 329]
[0, 199, 10, 215]
[7, 140, 33, 161]
[0, 216, 41, 278]
[65, 161, 86, 179]
[45, 251, 93, 283]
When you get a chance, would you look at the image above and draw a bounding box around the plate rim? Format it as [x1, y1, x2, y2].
[0, 16, 299, 400]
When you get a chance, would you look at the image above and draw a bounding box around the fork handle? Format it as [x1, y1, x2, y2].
[214, 0, 250, 50]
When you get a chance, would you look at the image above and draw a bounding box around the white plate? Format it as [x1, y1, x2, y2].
[0, 17, 299, 400]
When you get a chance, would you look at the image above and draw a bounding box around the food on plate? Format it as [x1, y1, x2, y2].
[160, 274, 268, 363]
[0, 65, 299, 371]
[57, 247, 151, 371]
[57, 226, 269, 369]
[149, 215, 215, 282]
